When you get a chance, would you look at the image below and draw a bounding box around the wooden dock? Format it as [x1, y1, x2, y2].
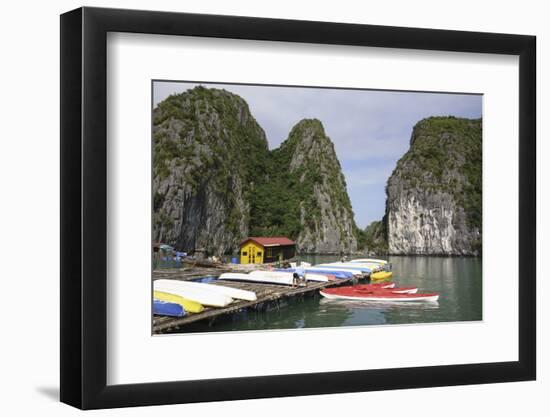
[152, 275, 354, 334]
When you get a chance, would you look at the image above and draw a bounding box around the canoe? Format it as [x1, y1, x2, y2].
[162, 280, 257, 301]
[320, 287, 439, 302]
[352, 284, 418, 294]
[153, 290, 204, 313]
[153, 299, 186, 317]
[154, 279, 233, 307]
[370, 271, 393, 280]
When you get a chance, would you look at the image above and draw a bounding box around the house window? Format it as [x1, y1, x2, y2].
[242, 251, 247, 256]
[257, 252, 262, 257]
[266, 248, 273, 257]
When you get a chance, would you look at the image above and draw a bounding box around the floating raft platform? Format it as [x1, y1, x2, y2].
[152, 275, 354, 334]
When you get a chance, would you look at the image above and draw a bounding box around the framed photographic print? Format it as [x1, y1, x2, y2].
[60, 6, 536, 409]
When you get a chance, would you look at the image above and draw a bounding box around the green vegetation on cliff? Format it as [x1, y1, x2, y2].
[153, 88, 358, 254]
[384, 116, 482, 255]
[152, 86, 270, 252]
[393, 116, 482, 231]
[250, 119, 357, 246]
[361, 220, 388, 254]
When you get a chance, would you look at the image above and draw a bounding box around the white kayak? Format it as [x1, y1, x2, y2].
[349, 258, 388, 265]
[304, 273, 330, 282]
[313, 265, 371, 275]
[154, 279, 233, 307]
[219, 271, 329, 284]
[290, 261, 312, 268]
[160, 280, 257, 301]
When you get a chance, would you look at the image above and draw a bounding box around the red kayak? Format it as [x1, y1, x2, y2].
[320, 287, 439, 302]
[353, 284, 418, 294]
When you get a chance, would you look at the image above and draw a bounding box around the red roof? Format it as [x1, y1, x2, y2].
[241, 237, 295, 247]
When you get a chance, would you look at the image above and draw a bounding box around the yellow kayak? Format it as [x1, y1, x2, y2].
[370, 271, 393, 281]
[153, 290, 204, 313]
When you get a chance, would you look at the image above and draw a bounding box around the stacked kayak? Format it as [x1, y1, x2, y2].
[370, 271, 393, 281]
[276, 268, 353, 280]
[171, 280, 257, 301]
[353, 283, 417, 294]
[349, 258, 387, 265]
[290, 261, 312, 268]
[153, 299, 186, 317]
[320, 286, 438, 302]
[313, 264, 372, 275]
[219, 270, 330, 285]
[154, 290, 205, 313]
[154, 279, 233, 307]
[219, 271, 292, 285]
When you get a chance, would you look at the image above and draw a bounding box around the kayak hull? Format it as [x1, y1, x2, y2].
[370, 271, 393, 280]
[353, 284, 417, 294]
[164, 280, 257, 301]
[320, 288, 439, 302]
[153, 299, 186, 317]
[154, 279, 233, 307]
[153, 290, 204, 313]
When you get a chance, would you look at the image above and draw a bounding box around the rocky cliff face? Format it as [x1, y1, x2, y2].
[385, 117, 482, 255]
[251, 119, 358, 253]
[152, 86, 269, 255]
[153, 88, 358, 255]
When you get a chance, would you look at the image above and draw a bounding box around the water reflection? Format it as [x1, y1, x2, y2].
[174, 256, 482, 333]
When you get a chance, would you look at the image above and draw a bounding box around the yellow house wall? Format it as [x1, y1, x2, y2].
[239, 241, 264, 264]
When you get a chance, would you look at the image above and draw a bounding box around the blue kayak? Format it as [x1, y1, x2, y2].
[274, 268, 354, 279]
[153, 299, 186, 317]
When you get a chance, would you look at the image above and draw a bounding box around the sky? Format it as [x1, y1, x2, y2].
[153, 81, 482, 228]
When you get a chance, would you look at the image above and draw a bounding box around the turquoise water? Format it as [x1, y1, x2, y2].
[173, 256, 482, 333]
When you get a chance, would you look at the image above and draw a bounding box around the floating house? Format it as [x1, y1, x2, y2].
[239, 237, 296, 264]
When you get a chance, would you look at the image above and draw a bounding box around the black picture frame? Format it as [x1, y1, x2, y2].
[60, 6, 536, 410]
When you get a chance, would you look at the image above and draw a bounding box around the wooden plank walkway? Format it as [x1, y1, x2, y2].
[153, 277, 353, 333]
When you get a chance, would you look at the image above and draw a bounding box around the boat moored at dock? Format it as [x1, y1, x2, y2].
[320, 287, 439, 302]
[153, 299, 186, 317]
[153, 290, 205, 313]
[154, 279, 234, 307]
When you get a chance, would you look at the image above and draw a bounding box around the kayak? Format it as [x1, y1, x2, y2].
[154, 279, 233, 307]
[219, 271, 293, 285]
[320, 287, 439, 302]
[352, 284, 418, 294]
[370, 271, 393, 280]
[273, 268, 339, 281]
[160, 280, 257, 301]
[353, 282, 395, 290]
[153, 290, 204, 313]
[349, 258, 387, 265]
[308, 267, 364, 277]
[290, 261, 312, 268]
[275, 268, 341, 279]
[153, 299, 186, 317]
[314, 264, 372, 274]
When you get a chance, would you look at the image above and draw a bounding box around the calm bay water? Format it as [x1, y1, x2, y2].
[175, 256, 482, 333]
